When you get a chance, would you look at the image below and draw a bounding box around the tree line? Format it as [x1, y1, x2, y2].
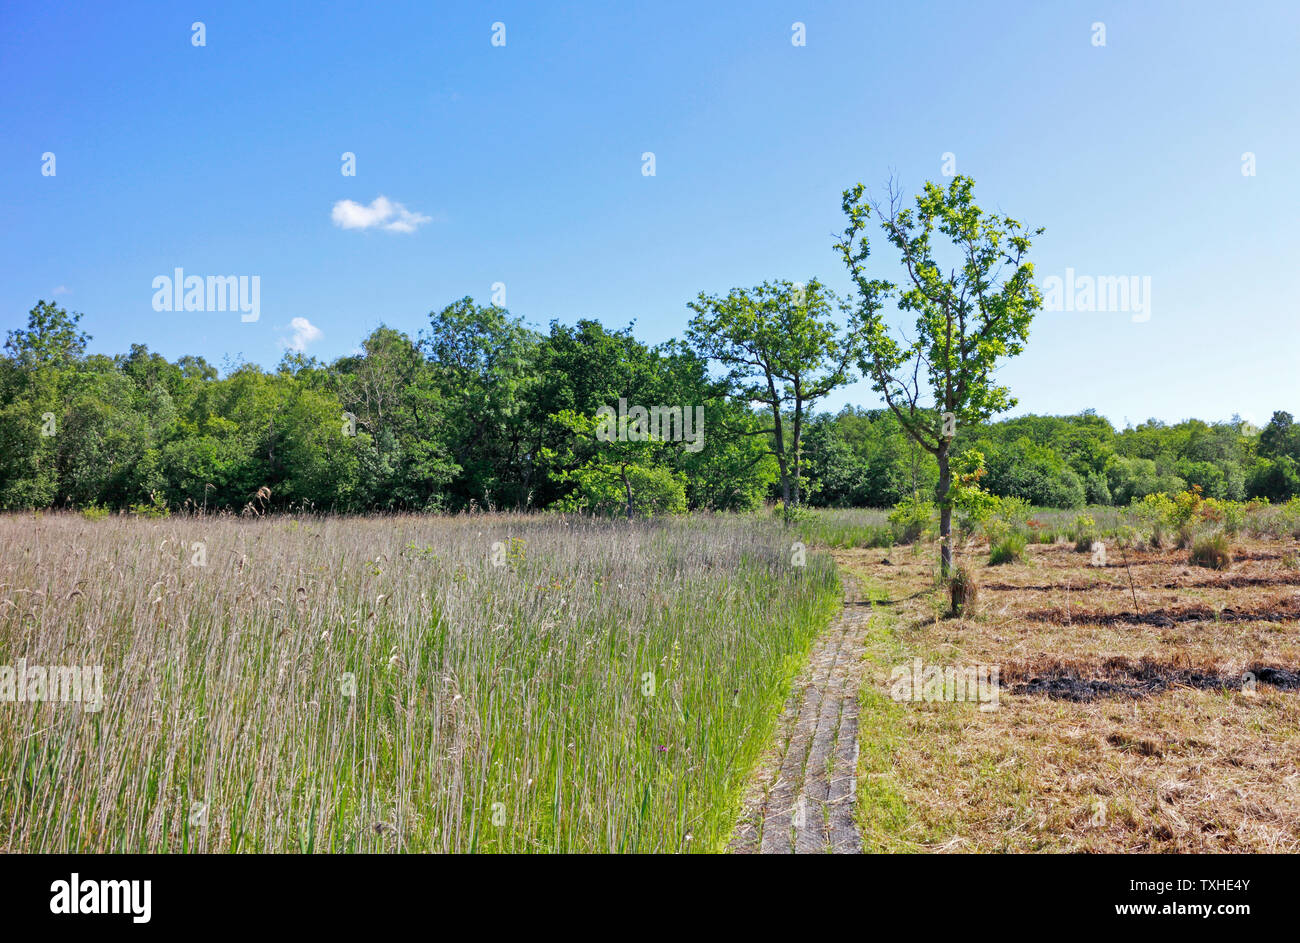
[4, 176, 1296, 519]
[4, 295, 1294, 516]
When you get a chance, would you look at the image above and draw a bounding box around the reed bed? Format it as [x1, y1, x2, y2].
[793, 507, 893, 548]
[0, 511, 838, 853]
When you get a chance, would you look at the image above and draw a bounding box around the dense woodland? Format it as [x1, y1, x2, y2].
[3, 298, 1298, 515]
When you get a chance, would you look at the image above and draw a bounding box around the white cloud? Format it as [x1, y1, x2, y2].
[331, 195, 432, 233]
[282, 317, 322, 352]
[53, 285, 70, 295]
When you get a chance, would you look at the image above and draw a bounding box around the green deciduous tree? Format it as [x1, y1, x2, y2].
[837, 176, 1043, 574]
[687, 279, 858, 510]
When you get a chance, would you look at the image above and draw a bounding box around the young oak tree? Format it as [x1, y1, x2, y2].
[835, 176, 1044, 575]
[686, 279, 857, 511]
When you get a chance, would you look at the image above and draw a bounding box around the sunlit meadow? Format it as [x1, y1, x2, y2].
[0, 512, 838, 853]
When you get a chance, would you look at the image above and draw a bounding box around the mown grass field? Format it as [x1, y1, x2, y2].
[0, 512, 838, 853]
[835, 512, 1300, 853]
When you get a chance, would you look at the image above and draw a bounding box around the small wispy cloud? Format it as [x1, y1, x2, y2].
[53, 285, 70, 295]
[331, 195, 432, 233]
[281, 317, 322, 352]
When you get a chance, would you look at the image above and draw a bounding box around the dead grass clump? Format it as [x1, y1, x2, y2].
[948, 566, 978, 616]
[1190, 532, 1233, 570]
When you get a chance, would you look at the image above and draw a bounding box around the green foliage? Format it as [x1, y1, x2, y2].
[687, 278, 858, 508]
[993, 495, 1033, 529]
[947, 449, 999, 537]
[988, 530, 1027, 565]
[803, 407, 938, 508]
[981, 435, 1087, 508]
[888, 495, 934, 543]
[0, 296, 1294, 520]
[1248, 455, 1300, 502]
[837, 177, 1043, 441]
[773, 501, 814, 525]
[1258, 411, 1300, 462]
[838, 175, 1043, 574]
[129, 492, 170, 518]
[543, 410, 687, 518]
[4, 300, 91, 368]
[1107, 455, 1186, 506]
[1070, 513, 1098, 552]
[0, 298, 778, 515]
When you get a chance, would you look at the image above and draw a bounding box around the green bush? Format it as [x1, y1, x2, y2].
[888, 495, 934, 544]
[1070, 514, 1097, 552]
[556, 465, 687, 517]
[773, 501, 814, 525]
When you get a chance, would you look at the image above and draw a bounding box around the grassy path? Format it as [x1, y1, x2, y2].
[730, 567, 871, 854]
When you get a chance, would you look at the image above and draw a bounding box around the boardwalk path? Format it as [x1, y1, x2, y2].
[730, 571, 870, 854]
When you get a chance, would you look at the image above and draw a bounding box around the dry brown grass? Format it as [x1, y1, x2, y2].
[843, 534, 1300, 852]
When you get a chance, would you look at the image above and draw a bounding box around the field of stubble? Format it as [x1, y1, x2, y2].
[845, 530, 1300, 853]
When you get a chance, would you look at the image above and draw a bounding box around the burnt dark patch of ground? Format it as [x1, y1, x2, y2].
[983, 581, 1118, 592]
[1004, 657, 1300, 702]
[1250, 666, 1300, 689]
[1160, 573, 1300, 590]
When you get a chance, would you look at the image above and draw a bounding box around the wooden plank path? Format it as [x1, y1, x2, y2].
[730, 574, 869, 854]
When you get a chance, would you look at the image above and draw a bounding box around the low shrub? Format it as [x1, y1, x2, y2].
[774, 502, 814, 525]
[1070, 514, 1097, 552]
[889, 495, 934, 544]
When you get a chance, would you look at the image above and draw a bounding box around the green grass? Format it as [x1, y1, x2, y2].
[793, 507, 894, 549]
[845, 578, 916, 852]
[988, 530, 1028, 565]
[0, 512, 841, 854]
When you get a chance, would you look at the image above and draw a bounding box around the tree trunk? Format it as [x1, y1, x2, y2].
[769, 402, 791, 511]
[790, 392, 803, 507]
[622, 468, 634, 521]
[937, 444, 953, 577]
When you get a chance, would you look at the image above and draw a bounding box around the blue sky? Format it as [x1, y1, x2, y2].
[2, 0, 1296, 428]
